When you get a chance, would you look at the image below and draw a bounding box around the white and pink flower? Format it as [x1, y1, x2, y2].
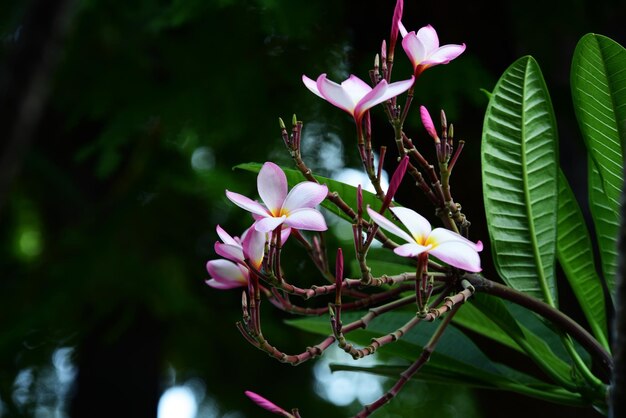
[205, 225, 267, 290]
[398, 22, 466, 76]
[367, 206, 482, 272]
[302, 73, 414, 125]
[226, 162, 328, 233]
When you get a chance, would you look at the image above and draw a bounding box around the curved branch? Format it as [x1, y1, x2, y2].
[465, 273, 613, 380]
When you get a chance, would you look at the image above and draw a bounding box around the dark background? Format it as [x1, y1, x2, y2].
[0, 0, 624, 417]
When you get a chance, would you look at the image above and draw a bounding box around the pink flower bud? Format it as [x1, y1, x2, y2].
[380, 40, 387, 64]
[245, 391, 292, 417]
[420, 105, 439, 142]
[380, 155, 409, 212]
[388, 0, 404, 58]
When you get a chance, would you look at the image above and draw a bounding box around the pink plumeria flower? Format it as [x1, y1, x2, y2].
[302, 73, 414, 126]
[226, 162, 328, 233]
[205, 225, 267, 289]
[398, 22, 465, 76]
[367, 206, 482, 272]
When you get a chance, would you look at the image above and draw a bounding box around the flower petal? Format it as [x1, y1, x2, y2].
[381, 77, 415, 101]
[280, 226, 292, 243]
[428, 227, 483, 252]
[341, 75, 372, 100]
[394, 242, 431, 257]
[257, 162, 288, 214]
[282, 181, 328, 212]
[428, 240, 481, 272]
[302, 74, 323, 98]
[401, 32, 426, 68]
[206, 278, 242, 290]
[366, 206, 415, 244]
[215, 242, 244, 263]
[254, 215, 287, 233]
[242, 227, 266, 268]
[398, 20, 408, 38]
[316, 74, 360, 115]
[416, 24, 440, 53]
[206, 259, 247, 287]
[216, 225, 238, 246]
[389, 206, 431, 243]
[422, 44, 466, 66]
[353, 77, 414, 122]
[285, 208, 328, 231]
[226, 190, 270, 217]
[353, 80, 388, 121]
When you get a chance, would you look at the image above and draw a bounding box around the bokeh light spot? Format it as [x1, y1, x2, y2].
[158, 386, 197, 418]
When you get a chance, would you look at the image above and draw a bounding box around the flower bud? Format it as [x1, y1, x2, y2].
[244, 391, 293, 417]
[420, 105, 440, 143]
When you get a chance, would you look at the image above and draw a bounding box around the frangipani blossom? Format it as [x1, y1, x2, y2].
[226, 162, 328, 233]
[367, 206, 482, 272]
[398, 22, 465, 76]
[205, 225, 267, 290]
[302, 73, 414, 125]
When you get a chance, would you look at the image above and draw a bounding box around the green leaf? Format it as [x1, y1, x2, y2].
[453, 299, 522, 353]
[234, 162, 383, 223]
[455, 293, 591, 366]
[349, 247, 414, 277]
[589, 161, 620, 305]
[286, 309, 582, 405]
[556, 169, 609, 349]
[330, 364, 586, 406]
[479, 88, 492, 100]
[571, 33, 626, 301]
[481, 56, 559, 306]
[467, 294, 578, 390]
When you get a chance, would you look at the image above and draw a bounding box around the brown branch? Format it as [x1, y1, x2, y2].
[465, 273, 613, 380]
[354, 302, 463, 417]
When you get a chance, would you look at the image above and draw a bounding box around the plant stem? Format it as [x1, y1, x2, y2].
[354, 302, 462, 417]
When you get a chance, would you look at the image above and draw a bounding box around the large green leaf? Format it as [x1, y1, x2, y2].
[589, 161, 620, 305]
[482, 56, 559, 306]
[571, 34, 626, 301]
[453, 299, 522, 353]
[556, 169, 609, 349]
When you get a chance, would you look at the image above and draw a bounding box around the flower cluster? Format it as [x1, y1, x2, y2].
[206, 161, 328, 288]
[203, 0, 483, 416]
